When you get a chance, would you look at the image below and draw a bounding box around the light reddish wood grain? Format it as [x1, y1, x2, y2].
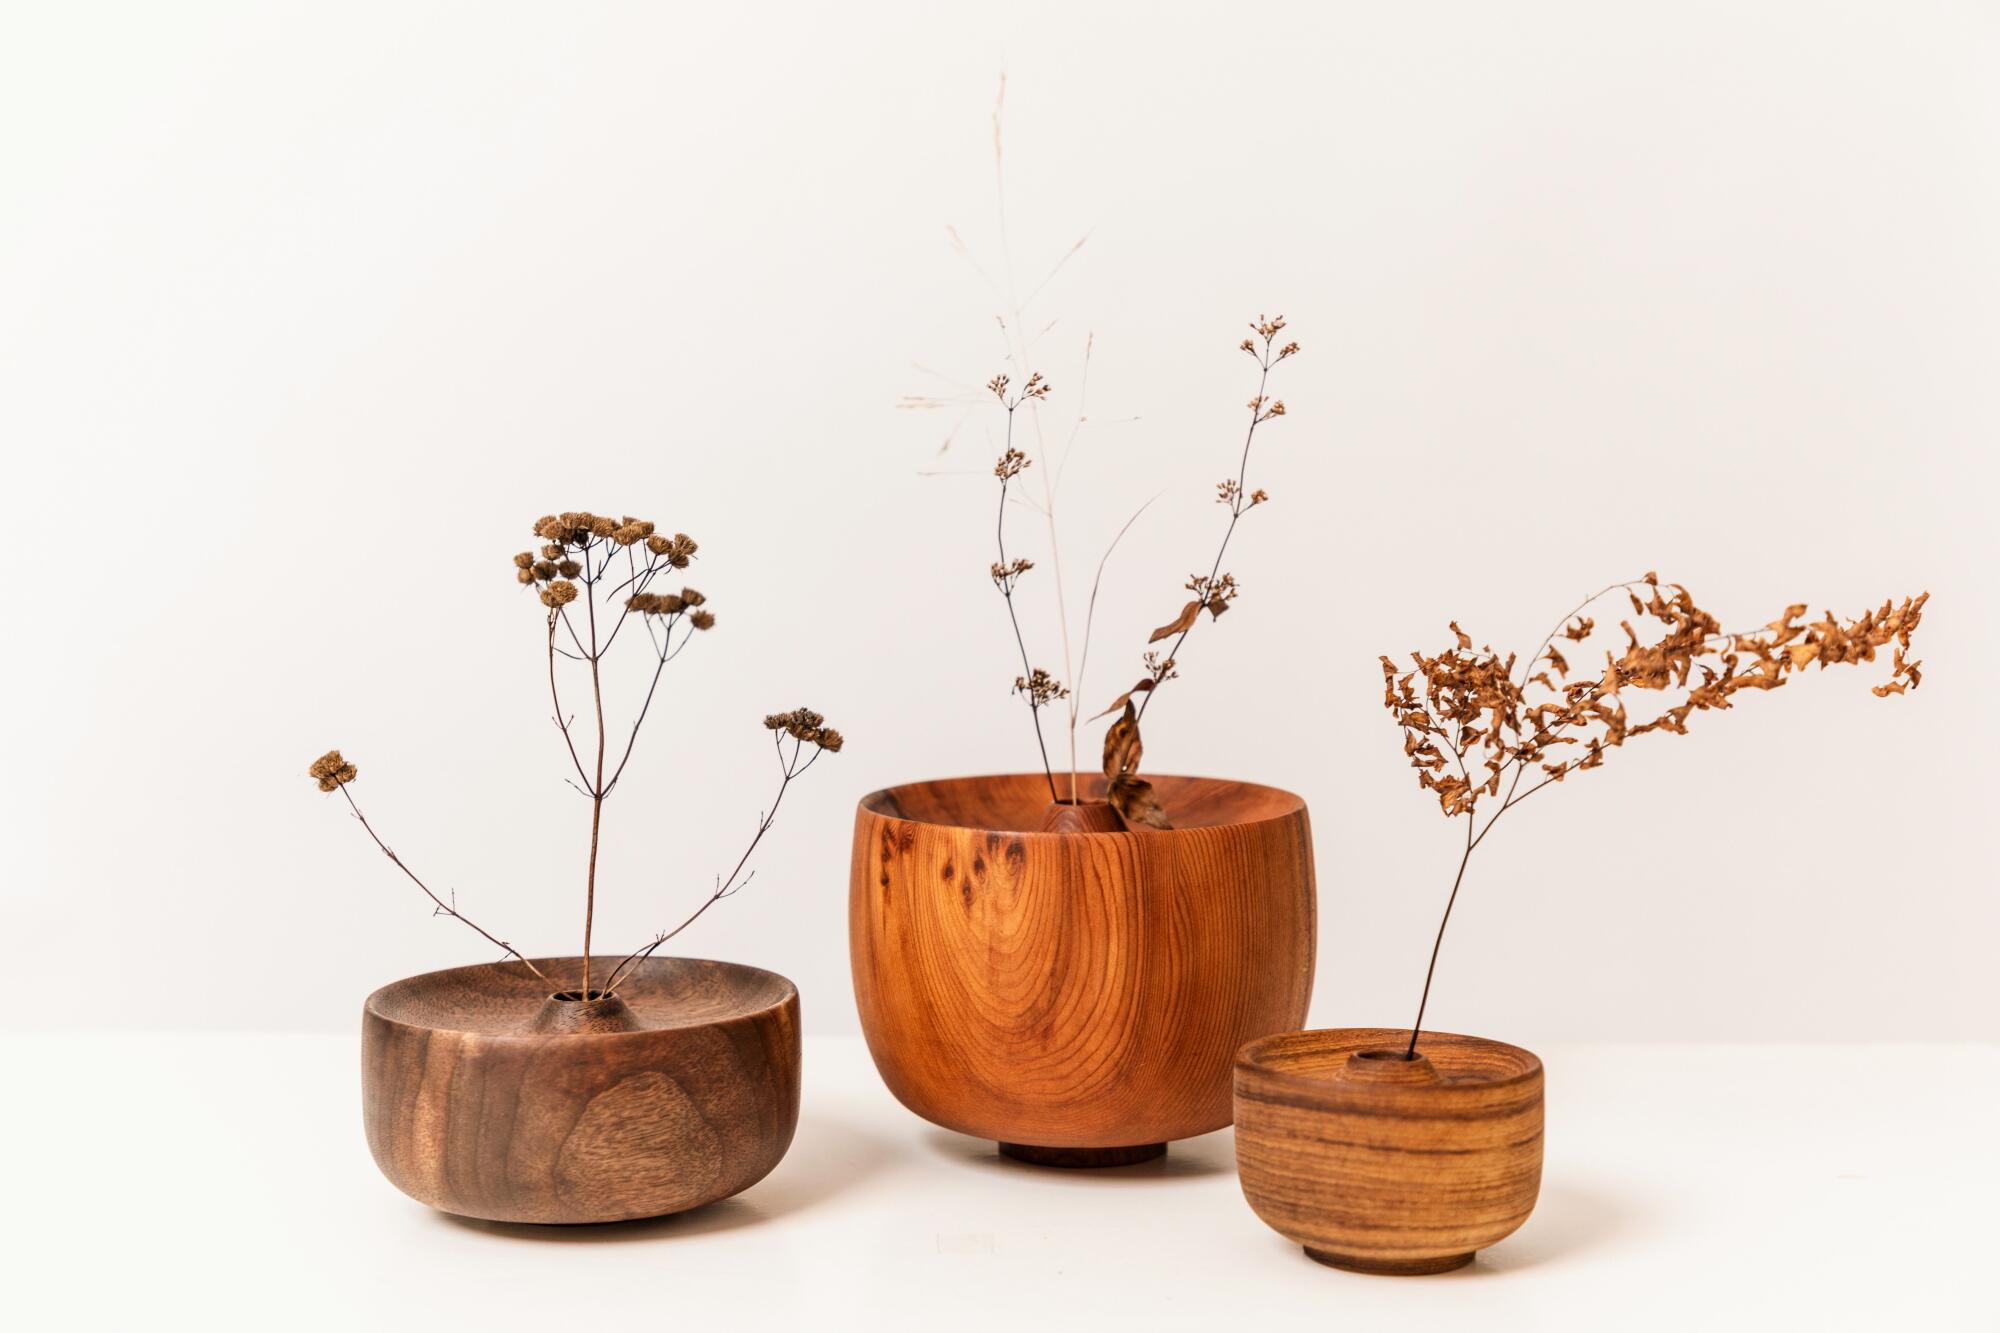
[850, 773, 1316, 1159]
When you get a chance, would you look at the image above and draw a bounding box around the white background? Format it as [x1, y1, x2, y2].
[3, 0, 1994, 1043]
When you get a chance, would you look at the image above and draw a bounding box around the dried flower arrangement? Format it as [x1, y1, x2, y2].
[1381, 575, 1927, 1057]
[980, 318, 1299, 829]
[310, 511, 844, 1000]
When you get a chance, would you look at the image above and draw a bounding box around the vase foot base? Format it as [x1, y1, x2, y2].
[998, 1141, 1167, 1169]
[1305, 1248, 1475, 1276]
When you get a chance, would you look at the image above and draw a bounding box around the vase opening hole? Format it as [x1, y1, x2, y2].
[1355, 1048, 1414, 1062]
[550, 990, 613, 1003]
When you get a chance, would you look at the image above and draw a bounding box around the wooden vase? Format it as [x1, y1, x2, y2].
[1234, 1027, 1544, 1274]
[361, 955, 800, 1224]
[850, 773, 1316, 1165]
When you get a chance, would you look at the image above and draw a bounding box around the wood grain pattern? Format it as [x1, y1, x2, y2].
[361, 955, 800, 1224]
[850, 773, 1316, 1157]
[1234, 1028, 1543, 1274]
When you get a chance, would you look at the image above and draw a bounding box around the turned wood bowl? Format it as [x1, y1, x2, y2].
[361, 956, 800, 1224]
[851, 773, 1316, 1166]
[1234, 1027, 1544, 1274]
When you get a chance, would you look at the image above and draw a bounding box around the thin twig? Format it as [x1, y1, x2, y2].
[338, 785, 546, 983]
[601, 733, 820, 993]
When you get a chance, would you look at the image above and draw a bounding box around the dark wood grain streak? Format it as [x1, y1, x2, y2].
[850, 773, 1316, 1158]
[361, 955, 800, 1224]
[1234, 1027, 1544, 1274]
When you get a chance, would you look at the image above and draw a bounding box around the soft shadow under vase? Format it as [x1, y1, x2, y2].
[361, 955, 800, 1224]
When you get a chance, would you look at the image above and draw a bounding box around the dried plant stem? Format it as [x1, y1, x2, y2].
[337, 784, 547, 983]
[996, 412, 1060, 801]
[1401, 581, 1644, 1057]
[1136, 359, 1270, 725]
[601, 732, 824, 994]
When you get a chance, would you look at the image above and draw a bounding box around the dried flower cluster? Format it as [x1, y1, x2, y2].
[764, 707, 844, 752]
[1383, 576, 1928, 819]
[308, 749, 357, 792]
[1384, 573, 1930, 1059]
[312, 508, 846, 1000]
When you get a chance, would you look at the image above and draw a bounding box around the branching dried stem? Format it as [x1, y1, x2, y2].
[989, 376, 1063, 801]
[600, 715, 840, 993]
[323, 775, 546, 983]
[976, 320, 1297, 828]
[311, 512, 842, 1001]
[1383, 575, 1930, 1058]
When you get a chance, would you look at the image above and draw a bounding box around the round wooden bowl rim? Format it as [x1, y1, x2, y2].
[857, 772, 1306, 834]
[1236, 1026, 1542, 1095]
[364, 955, 798, 1044]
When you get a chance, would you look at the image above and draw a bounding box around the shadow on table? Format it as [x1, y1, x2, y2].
[1442, 1181, 1641, 1277]
[432, 1108, 899, 1243]
[918, 1124, 1237, 1182]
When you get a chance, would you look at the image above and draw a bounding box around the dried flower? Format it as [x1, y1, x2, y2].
[762, 707, 844, 750]
[689, 610, 716, 631]
[540, 579, 579, 608]
[991, 556, 1034, 592]
[994, 447, 1029, 482]
[1013, 668, 1068, 709]
[1383, 576, 1930, 1059]
[307, 749, 358, 792]
[513, 551, 534, 570]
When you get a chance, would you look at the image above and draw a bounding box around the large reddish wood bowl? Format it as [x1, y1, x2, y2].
[850, 773, 1316, 1166]
[361, 955, 799, 1224]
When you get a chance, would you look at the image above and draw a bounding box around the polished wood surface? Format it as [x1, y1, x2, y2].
[851, 773, 1316, 1156]
[1234, 1028, 1544, 1274]
[362, 956, 800, 1224]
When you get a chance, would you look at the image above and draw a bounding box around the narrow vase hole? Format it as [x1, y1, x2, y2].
[550, 990, 613, 1003]
[1356, 1048, 1415, 1062]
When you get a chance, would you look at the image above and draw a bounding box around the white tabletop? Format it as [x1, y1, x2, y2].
[8, 1033, 1994, 1330]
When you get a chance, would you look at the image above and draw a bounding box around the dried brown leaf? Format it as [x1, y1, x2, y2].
[1150, 600, 1201, 643]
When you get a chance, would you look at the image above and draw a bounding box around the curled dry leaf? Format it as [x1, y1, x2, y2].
[1091, 677, 1156, 721]
[1100, 699, 1172, 830]
[1150, 600, 1201, 644]
[1108, 774, 1172, 830]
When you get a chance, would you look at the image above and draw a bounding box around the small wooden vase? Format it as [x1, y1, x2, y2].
[850, 773, 1316, 1165]
[361, 955, 800, 1224]
[1234, 1028, 1543, 1274]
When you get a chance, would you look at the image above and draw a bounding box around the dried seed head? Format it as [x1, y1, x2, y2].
[540, 579, 579, 608]
[994, 447, 1029, 482]
[533, 560, 557, 580]
[512, 551, 534, 569]
[762, 707, 844, 750]
[1013, 668, 1068, 708]
[689, 609, 716, 631]
[307, 749, 358, 792]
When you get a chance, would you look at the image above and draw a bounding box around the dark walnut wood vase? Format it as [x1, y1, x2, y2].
[851, 773, 1315, 1165]
[361, 956, 800, 1224]
[1234, 1028, 1543, 1274]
